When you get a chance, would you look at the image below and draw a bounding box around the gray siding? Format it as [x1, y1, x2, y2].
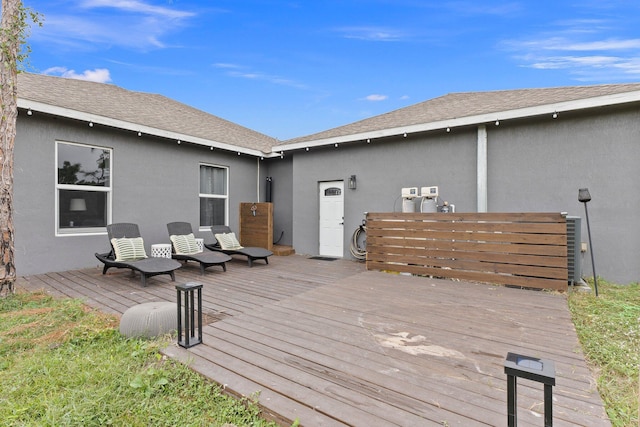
[289, 106, 640, 284]
[488, 108, 640, 284]
[291, 132, 477, 257]
[12, 100, 640, 285]
[15, 114, 258, 275]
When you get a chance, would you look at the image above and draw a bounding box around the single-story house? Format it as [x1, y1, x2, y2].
[15, 73, 640, 284]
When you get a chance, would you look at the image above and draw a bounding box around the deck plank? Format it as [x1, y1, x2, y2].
[16, 255, 610, 427]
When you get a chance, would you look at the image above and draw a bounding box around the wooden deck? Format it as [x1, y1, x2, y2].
[16, 255, 610, 426]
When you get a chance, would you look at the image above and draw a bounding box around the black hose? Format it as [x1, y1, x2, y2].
[273, 230, 284, 245]
[350, 225, 367, 261]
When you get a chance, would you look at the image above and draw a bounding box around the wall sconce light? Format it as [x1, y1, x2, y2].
[495, 120, 500, 126]
[177, 140, 181, 145]
[210, 146, 213, 150]
[578, 188, 598, 296]
[334, 143, 339, 148]
[552, 111, 558, 119]
[366, 138, 371, 143]
[137, 131, 142, 137]
[403, 132, 407, 138]
[306, 147, 309, 151]
[348, 175, 357, 190]
[446, 127, 451, 133]
[27, 108, 32, 116]
[89, 121, 93, 127]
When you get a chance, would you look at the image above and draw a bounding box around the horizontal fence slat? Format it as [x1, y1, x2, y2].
[366, 260, 568, 291]
[366, 244, 567, 268]
[366, 212, 568, 291]
[367, 212, 567, 223]
[367, 237, 567, 257]
[367, 252, 567, 280]
[367, 219, 567, 234]
[367, 230, 566, 245]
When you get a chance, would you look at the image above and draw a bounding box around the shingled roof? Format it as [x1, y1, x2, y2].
[277, 82, 640, 150]
[17, 73, 277, 154]
[17, 73, 640, 156]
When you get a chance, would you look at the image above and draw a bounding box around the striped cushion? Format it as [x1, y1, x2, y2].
[170, 233, 201, 255]
[111, 237, 147, 261]
[215, 232, 243, 250]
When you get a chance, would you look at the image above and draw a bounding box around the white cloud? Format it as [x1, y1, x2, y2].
[213, 63, 243, 69]
[334, 26, 407, 42]
[503, 15, 640, 81]
[363, 94, 388, 102]
[43, 67, 112, 83]
[441, 1, 522, 17]
[79, 0, 195, 19]
[31, 1, 196, 51]
[217, 64, 307, 90]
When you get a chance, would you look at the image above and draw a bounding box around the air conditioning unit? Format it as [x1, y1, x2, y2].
[566, 216, 582, 285]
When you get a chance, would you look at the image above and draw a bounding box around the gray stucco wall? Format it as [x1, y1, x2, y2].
[15, 113, 259, 275]
[289, 105, 639, 284]
[13, 102, 640, 285]
[488, 108, 640, 284]
[264, 157, 294, 246]
[291, 132, 477, 257]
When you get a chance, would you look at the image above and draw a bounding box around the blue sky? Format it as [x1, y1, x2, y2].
[19, 0, 640, 140]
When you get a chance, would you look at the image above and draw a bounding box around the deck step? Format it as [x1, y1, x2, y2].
[273, 245, 295, 256]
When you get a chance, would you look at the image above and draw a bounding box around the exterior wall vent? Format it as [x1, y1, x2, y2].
[566, 216, 582, 285]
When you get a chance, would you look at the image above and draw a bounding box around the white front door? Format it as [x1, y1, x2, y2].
[319, 181, 344, 257]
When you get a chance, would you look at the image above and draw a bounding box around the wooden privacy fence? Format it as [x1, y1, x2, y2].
[366, 212, 568, 291]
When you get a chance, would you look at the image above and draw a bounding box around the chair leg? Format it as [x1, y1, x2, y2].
[169, 271, 176, 282]
[221, 263, 227, 272]
[248, 258, 253, 267]
[141, 274, 147, 287]
[199, 264, 205, 275]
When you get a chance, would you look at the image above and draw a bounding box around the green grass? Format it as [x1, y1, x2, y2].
[0, 291, 281, 427]
[568, 279, 640, 427]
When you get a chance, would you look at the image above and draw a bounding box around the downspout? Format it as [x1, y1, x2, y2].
[256, 157, 260, 202]
[477, 125, 488, 212]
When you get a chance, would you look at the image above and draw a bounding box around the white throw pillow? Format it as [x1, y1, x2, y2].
[111, 237, 147, 261]
[170, 233, 201, 255]
[215, 232, 243, 250]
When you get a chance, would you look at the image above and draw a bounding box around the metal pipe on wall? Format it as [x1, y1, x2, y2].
[266, 177, 273, 203]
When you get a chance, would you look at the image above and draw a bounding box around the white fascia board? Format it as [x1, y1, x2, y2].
[17, 99, 265, 157]
[273, 90, 640, 153]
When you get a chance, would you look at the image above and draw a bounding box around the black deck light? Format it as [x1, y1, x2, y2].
[176, 282, 203, 348]
[578, 188, 598, 297]
[504, 352, 556, 426]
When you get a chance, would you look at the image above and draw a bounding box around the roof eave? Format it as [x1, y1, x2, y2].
[17, 98, 267, 157]
[273, 90, 640, 153]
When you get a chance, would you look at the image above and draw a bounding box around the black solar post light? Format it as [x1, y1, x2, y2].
[176, 282, 203, 348]
[578, 188, 598, 297]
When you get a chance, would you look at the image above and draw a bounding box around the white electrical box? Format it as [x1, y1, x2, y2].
[420, 186, 439, 198]
[401, 187, 419, 198]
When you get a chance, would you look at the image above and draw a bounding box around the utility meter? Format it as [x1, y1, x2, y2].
[420, 186, 438, 198]
[401, 187, 419, 199]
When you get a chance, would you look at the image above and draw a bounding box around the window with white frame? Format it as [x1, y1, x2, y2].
[199, 164, 228, 227]
[56, 141, 111, 234]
